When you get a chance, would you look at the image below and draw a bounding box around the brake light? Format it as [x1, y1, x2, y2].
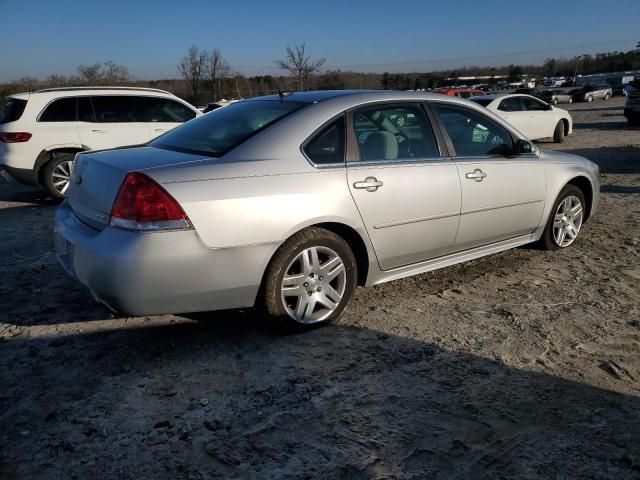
[110, 172, 191, 231]
[0, 132, 32, 143]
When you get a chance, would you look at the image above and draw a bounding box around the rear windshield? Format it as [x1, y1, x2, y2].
[470, 98, 492, 107]
[152, 100, 306, 156]
[0, 98, 27, 124]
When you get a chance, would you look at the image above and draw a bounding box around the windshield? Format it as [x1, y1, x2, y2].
[152, 100, 306, 156]
[470, 98, 493, 107]
[0, 98, 27, 124]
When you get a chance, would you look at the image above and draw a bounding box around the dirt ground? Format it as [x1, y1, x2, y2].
[1, 96, 639, 479]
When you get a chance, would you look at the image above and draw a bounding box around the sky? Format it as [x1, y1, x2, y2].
[1, 0, 638, 82]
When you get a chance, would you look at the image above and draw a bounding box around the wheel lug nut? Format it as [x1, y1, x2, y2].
[308, 291, 313, 296]
[319, 276, 323, 281]
[303, 282, 308, 287]
[317, 287, 322, 292]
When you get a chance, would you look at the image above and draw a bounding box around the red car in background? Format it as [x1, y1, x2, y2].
[433, 88, 487, 99]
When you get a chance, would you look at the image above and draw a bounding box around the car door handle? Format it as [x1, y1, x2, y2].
[465, 169, 487, 182]
[353, 177, 383, 192]
[91, 129, 107, 133]
[154, 128, 168, 132]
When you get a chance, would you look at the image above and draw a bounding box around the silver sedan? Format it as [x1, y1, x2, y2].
[55, 90, 599, 329]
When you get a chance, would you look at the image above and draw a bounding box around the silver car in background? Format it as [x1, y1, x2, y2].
[55, 91, 599, 330]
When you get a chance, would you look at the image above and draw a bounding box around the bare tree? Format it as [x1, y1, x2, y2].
[275, 43, 325, 91]
[204, 48, 230, 101]
[44, 74, 69, 87]
[77, 63, 103, 84]
[177, 45, 208, 104]
[103, 61, 131, 84]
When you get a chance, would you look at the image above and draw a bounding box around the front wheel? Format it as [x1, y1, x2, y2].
[553, 121, 565, 143]
[539, 185, 585, 250]
[603, 93, 610, 101]
[260, 227, 358, 331]
[586, 95, 593, 102]
[42, 153, 75, 198]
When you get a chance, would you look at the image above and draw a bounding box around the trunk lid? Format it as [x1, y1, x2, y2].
[67, 146, 207, 229]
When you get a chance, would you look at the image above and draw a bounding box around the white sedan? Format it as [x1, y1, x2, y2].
[471, 94, 573, 143]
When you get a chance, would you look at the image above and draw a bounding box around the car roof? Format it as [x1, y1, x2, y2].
[247, 89, 489, 106]
[252, 90, 382, 103]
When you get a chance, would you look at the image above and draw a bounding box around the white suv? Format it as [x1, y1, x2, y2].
[0, 87, 200, 197]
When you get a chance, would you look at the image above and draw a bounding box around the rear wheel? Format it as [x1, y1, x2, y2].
[553, 121, 565, 143]
[568, 97, 573, 104]
[586, 95, 593, 102]
[539, 185, 585, 250]
[603, 93, 610, 101]
[42, 153, 76, 198]
[260, 227, 357, 331]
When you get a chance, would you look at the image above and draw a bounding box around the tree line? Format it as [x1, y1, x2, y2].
[2, 42, 640, 107]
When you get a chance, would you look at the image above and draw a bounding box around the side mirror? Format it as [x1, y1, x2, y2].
[546, 103, 554, 110]
[514, 139, 534, 154]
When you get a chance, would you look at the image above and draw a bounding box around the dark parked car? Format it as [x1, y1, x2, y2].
[624, 90, 640, 125]
[515, 88, 543, 98]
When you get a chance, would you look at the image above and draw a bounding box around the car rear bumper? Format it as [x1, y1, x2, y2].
[54, 201, 275, 316]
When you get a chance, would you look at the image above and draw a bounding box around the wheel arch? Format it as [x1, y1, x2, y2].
[311, 222, 370, 286]
[260, 221, 373, 293]
[564, 175, 594, 222]
[35, 146, 84, 185]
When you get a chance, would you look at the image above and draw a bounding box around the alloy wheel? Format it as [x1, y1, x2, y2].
[280, 246, 346, 324]
[51, 160, 74, 195]
[553, 195, 583, 247]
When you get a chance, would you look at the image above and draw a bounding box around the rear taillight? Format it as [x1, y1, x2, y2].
[0, 132, 32, 143]
[110, 172, 191, 231]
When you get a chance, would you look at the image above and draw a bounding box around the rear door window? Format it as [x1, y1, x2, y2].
[140, 97, 197, 123]
[303, 116, 345, 165]
[39, 98, 77, 122]
[92, 96, 143, 123]
[352, 104, 439, 162]
[498, 97, 523, 112]
[78, 97, 95, 122]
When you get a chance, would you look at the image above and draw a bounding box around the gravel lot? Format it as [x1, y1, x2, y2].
[1, 97, 639, 479]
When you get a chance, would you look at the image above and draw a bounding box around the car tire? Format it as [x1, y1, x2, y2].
[42, 153, 76, 199]
[553, 121, 565, 143]
[568, 97, 573, 104]
[260, 227, 358, 331]
[586, 95, 593, 102]
[552, 98, 558, 105]
[603, 93, 610, 101]
[539, 185, 586, 251]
